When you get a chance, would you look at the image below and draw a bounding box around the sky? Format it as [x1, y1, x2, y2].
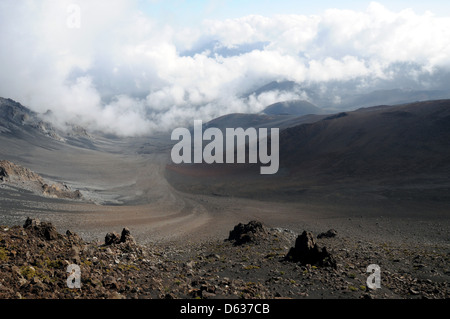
[1, 0, 450, 136]
[138, 0, 450, 23]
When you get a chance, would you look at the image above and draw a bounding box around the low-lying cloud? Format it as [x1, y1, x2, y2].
[1, 1, 450, 136]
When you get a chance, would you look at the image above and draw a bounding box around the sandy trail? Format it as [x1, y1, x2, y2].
[0, 150, 214, 244]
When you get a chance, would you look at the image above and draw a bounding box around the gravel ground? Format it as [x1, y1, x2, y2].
[0, 219, 448, 299]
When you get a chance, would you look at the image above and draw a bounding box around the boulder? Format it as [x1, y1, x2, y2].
[285, 231, 336, 267]
[317, 229, 338, 239]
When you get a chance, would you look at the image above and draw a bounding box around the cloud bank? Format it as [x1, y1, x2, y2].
[1, 1, 450, 135]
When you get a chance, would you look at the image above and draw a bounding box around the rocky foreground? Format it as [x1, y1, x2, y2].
[0, 219, 448, 299]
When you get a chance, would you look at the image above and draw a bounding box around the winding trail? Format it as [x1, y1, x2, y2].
[1, 134, 449, 247]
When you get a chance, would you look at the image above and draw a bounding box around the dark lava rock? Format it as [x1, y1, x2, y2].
[105, 228, 135, 246]
[0, 166, 8, 181]
[285, 231, 336, 267]
[120, 227, 135, 244]
[23, 217, 60, 241]
[66, 230, 82, 243]
[317, 229, 338, 239]
[23, 217, 41, 229]
[227, 220, 266, 245]
[105, 232, 121, 246]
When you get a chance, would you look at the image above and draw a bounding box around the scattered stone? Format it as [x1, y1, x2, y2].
[103, 275, 119, 289]
[409, 288, 420, 295]
[201, 291, 217, 299]
[69, 245, 81, 264]
[0, 218, 447, 299]
[108, 292, 125, 299]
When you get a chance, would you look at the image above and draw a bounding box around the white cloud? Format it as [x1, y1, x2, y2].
[1, 1, 450, 136]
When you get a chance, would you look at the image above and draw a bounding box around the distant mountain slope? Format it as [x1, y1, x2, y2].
[0, 97, 94, 148]
[165, 100, 450, 200]
[245, 80, 450, 111]
[205, 112, 326, 131]
[336, 89, 450, 111]
[280, 100, 450, 179]
[262, 100, 324, 116]
[0, 97, 65, 141]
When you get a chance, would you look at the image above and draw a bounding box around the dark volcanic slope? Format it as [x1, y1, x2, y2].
[166, 100, 450, 203]
[280, 100, 450, 179]
[204, 112, 326, 132]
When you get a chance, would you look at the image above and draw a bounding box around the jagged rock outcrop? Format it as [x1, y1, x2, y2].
[0, 160, 82, 200]
[0, 160, 44, 184]
[23, 217, 60, 241]
[105, 232, 121, 246]
[227, 220, 267, 245]
[42, 183, 82, 199]
[120, 227, 135, 244]
[285, 231, 336, 267]
[105, 228, 136, 246]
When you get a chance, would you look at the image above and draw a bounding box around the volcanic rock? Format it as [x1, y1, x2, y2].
[105, 232, 121, 246]
[0, 160, 43, 184]
[120, 227, 135, 244]
[105, 228, 135, 246]
[227, 220, 266, 245]
[23, 217, 60, 241]
[317, 229, 338, 239]
[285, 231, 336, 267]
[0, 166, 8, 181]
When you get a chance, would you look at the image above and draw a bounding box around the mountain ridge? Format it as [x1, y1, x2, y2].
[166, 99, 450, 201]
